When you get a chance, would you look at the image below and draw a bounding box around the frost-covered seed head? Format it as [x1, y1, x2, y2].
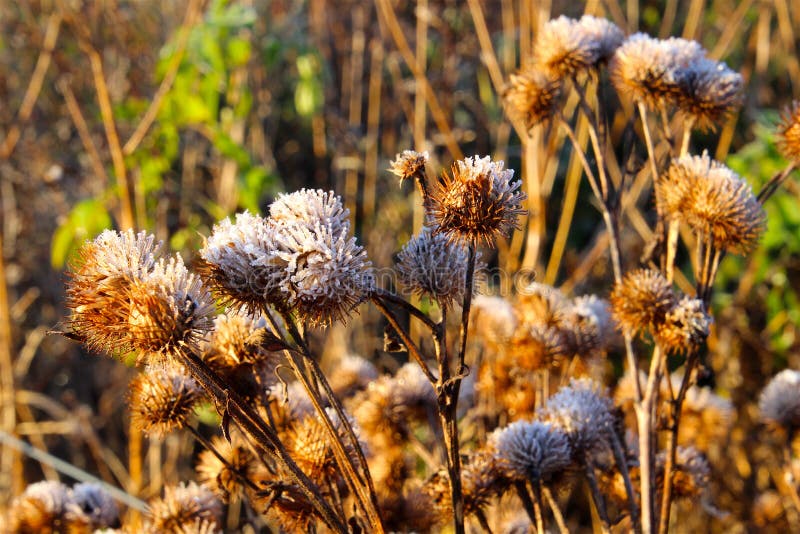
[759, 369, 800, 431]
[71, 483, 120, 529]
[777, 101, 800, 161]
[674, 57, 743, 130]
[7, 481, 82, 532]
[196, 436, 254, 500]
[540, 378, 615, 455]
[146, 482, 223, 533]
[389, 150, 429, 183]
[504, 68, 562, 129]
[610, 269, 677, 337]
[269, 188, 351, 237]
[491, 420, 573, 482]
[656, 296, 711, 354]
[129, 363, 202, 435]
[534, 15, 623, 78]
[396, 227, 476, 308]
[430, 156, 526, 246]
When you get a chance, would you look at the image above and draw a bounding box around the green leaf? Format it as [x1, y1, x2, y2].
[51, 199, 112, 268]
[226, 36, 251, 67]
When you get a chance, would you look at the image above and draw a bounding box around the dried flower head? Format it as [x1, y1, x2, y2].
[127, 256, 215, 358]
[203, 312, 273, 367]
[759, 369, 800, 432]
[129, 363, 201, 435]
[674, 57, 743, 130]
[265, 190, 374, 325]
[7, 481, 84, 533]
[145, 482, 223, 534]
[328, 354, 379, 397]
[516, 282, 571, 328]
[396, 227, 477, 307]
[658, 446, 711, 500]
[247, 476, 315, 533]
[196, 436, 254, 500]
[568, 294, 615, 355]
[430, 156, 526, 246]
[777, 101, 800, 161]
[71, 482, 120, 530]
[426, 451, 507, 519]
[491, 420, 573, 482]
[540, 378, 615, 456]
[470, 295, 518, 346]
[534, 15, 624, 78]
[392, 362, 437, 410]
[504, 68, 562, 129]
[657, 152, 718, 217]
[655, 296, 711, 353]
[269, 188, 350, 237]
[610, 33, 705, 109]
[65, 230, 161, 355]
[198, 211, 284, 312]
[610, 269, 677, 337]
[389, 150, 429, 182]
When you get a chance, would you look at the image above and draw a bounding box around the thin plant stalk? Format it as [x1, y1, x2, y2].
[530, 478, 546, 534]
[637, 345, 665, 534]
[611, 431, 640, 532]
[543, 485, 569, 534]
[583, 459, 612, 534]
[514, 480, 539, 530]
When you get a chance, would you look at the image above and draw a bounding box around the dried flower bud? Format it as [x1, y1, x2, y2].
[129, 364, 202, 436]
[504, 68, 561, 129]
[396, 227, 478, 307]
[655, 296, 711, 354]
[389, 150, 429, 183]
[759, 369, 800, 432]
[534, 15, 623, 78]
[430, 156, 526, 246]
[128, 256, 214, 359]
[196, 436, 254, 500]
[145, 482, 223, 533]
[491, 420, 573, 482]
[71, 482, 120, 530]
[674, 57, 743, 131]
[610, 269, 677, 337]
[198, 211, 284, 312]
[65, 230, 161, 355]
[540, 378, 615, 456]
[777, 101, 800, 161]
[610, 33, 705, 109]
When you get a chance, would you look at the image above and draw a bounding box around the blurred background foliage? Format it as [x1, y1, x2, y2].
[1, 0, 800, 531]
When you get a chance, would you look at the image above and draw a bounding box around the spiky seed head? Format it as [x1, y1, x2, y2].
[610, 33, 705, 109]
[540, 378, 615, 456]
[198, 211, 286, 312]
[470, 295, 518, 345]
[516, 282, 571, 328]
[396, 227, 478, 308]
[71, 482, 120, 530]
[568, 294, 615, 355]
[7, 481, 85, 533]
[196, 436, 254, 500]
[65, 230, 161, 355]
[127, 256, 215, 359]
[534, 15, 624, 78]
[759, 369, 800, 432]
[146, 482, 223, 533]
[426, 451, 507, 519]
[680, 159, 765, 254]
[328, 354, 379, 397]
[503, 68, 562, 129]
[430, 156, 526, 246]
[657, 153, 718, 218]
[247, 477, 316, 533]
[659, 446, 711, 500]
[674, 57, 743, 131]
[610, 269, 677, 337]
[204, 312, 273, 367]
[777, 101, 800, 161]
[491, 420, 573, 482]
[389, 150, 429, 182]
[129, 363, 202, 436]
[655, 296, 711, 354]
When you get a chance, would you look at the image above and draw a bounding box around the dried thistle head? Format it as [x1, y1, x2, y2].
[127, 256, 215, 359]
[680, 159, 765, 254]
[657, 153, 718, 218]
[328, 354, 379, 398]
[674, 57, 743, 131]
[610, 269, 677, 337]
[203, 311, 273, 367]
[777, 101, 800, 161]
[267, 190, 374, 325]
[516, 282, 571, 328]
[540, 378, 615, 457]
[534, 15, 624, 78]
[428, 450, 508, 519]
[145, 482, 223, 534]
[759, 369, 800, 432]
[396, 227, 479, 308]
[65, 230, 161, 355]
[71, 483, 120, 530]
[470, 295, 517, 346]
[196, 436, 254, 500]
[491, 420, 573, 483]
[657, 446, 711, 501]
[7, 481, 85, 534]
[610, 33, 705, 109]
[655, 296, 711, 354]
[503, 68, 562, 129]
[129, 363, 202, 436]
[247, 477, 316, 533]
[389, 150, 429, 183]
[566, 294, 615, 356]
[198, 211, 284, 312]
[430, 156, 526, 246]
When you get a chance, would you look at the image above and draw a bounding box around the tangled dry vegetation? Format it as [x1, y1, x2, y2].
[4, 2, 800, 534]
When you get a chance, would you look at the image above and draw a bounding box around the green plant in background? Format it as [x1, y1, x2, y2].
[720, 116, 800, 356]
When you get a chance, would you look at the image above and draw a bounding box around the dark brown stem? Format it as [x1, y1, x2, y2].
[611, 431, 640, 532]
[371, 296, 437, 383]
[372, 288, 438, 332]
[515, 480, 539, 529]
[584, 459, 612, 534]
[177, 347, 346, 532]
